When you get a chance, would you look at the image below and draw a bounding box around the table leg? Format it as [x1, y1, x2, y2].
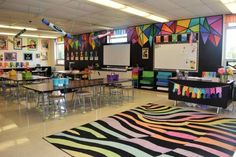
[16, 81, 20, 102]
[217, 107, 220, 114]
[42, 93, 49, 120]
[174, 100, 177, 106]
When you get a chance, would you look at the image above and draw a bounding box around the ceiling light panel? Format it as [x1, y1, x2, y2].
[87, 0, 168, 22]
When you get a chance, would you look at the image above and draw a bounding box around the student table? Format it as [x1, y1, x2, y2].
[0, 74, 50, 99]
[23, 78, 131, 119]
[168, 77, 234, 113]
[54, 70, 89, 79]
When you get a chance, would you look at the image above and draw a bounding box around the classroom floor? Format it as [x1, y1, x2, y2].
[0, 89, 235, 157]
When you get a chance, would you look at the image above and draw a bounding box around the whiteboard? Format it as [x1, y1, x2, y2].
[103, 44, 130, 66]
[154, 43, 198, 71]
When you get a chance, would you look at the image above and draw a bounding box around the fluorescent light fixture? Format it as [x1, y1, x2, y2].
[87, 0, 168, 22]
[87, 0, 125, 9]
[225, 3, 236, 13]
[121, 7, 149, 17]
[0, 32, 57, 39]
[221, 0, 235, 3]
[221, 0, 236, 13]
[0, 24, 37, 31]
[21, 34, 57, 39]
[146, 15, 168, 23]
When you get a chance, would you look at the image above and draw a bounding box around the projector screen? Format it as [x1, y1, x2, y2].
[103, 44, 130, 66]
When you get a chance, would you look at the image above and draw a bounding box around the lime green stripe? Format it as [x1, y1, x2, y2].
[90, 122, 127, 139]
[77, 126, 106, 138]
[58, 133, 153, 157]
[46, 137, 121, 157]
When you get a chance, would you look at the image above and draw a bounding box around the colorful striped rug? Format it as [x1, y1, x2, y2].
[44, 103, 236, 157]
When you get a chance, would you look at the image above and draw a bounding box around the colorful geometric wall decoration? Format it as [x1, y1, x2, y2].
[127, 25, 153, 47]
[200, 15, 222, 47]
[66, 15, 222, 51]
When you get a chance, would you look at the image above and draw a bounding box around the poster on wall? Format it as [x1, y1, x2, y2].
[41, 39, 49, 49]
[172, 34, 178, 42]
[164, 35, 169, 43]
[94, 51, 98, 60]
[14, 38, 22, 50]
[142, 48, 149, 59]
[66, 52, 69, 61]
[0, 36, 8, 50]
[24, 53, 33, 61]
[71, 52, 74, 61]
[4, 52, 17, 61]
[0, 54, 3, 61]
[35, 53, 40, 59]
[89, 51, 93, 60]
[84, 51, 88, 60]
[156, 36, 161, 43]
[80, 51, 84, 60]
[181, 34, 187, 42]
[40, 39, 48, 60]
[75, 52, 79, 60]
[41, 51, 48, 60]
[27, 38, 38, 50]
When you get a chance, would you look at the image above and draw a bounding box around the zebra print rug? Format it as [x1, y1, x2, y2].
[44, 103, 236, 157]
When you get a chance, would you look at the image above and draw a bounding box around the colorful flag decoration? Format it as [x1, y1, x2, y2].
[172, 82, 224, 99]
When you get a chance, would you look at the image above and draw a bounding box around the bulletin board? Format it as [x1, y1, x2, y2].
[154, 42, 198, 71]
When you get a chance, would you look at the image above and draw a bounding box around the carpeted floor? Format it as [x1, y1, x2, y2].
[44, 103, 236, 157]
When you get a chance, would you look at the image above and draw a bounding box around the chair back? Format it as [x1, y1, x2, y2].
[132, 68, 140, 80]
[142, 71, 154, 78]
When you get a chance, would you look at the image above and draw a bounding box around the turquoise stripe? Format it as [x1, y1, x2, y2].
[57, 133, 153, 157]
[90, 122, 127, 139]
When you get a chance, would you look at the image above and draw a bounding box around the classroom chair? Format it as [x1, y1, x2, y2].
[156, 72, 172, 87]
[139, 71, 154, 89]
[132, 67, 140, 88]
[73, 89, 93, 113]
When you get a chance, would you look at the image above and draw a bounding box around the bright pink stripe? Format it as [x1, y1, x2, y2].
[102, 117, 147, 138]
[173, 148, 203, 157]
[113, 115, 157, 136]
[186, 143, 231, 157]
[122, 138, 171, 154]
[166, 131, 197, 140]
[207, 133, 236, 143]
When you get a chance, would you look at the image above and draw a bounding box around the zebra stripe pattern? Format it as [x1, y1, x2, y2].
[44, 103, 236, 157]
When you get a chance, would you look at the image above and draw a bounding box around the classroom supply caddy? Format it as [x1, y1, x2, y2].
[22, 71, 32, 79]
[53, 78, 69, 87]
[107, 73, 119, 81]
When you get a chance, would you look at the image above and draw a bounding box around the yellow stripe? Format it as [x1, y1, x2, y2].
[46, 138, 121, 157]
[67, 129, 80, 135]
[77, 126, 106, 138]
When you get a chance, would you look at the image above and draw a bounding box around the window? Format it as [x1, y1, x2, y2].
[225, 23, 236, 59]
[56, 41, 64, 65]
[107, 29, 127, 43]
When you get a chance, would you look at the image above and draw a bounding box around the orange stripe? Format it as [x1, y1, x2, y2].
[152, 134, 187, 145]
[119, 113, 187, 145]
[119, 113, 166, 133]
[196, 137, 236, 151]
[189, 117, 222, 122]
[188, 124, 236, 138]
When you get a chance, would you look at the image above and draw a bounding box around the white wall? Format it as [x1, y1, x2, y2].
[0, 36, 54, 67]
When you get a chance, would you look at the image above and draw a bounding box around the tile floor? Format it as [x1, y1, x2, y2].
[0, 89, 235, 157]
